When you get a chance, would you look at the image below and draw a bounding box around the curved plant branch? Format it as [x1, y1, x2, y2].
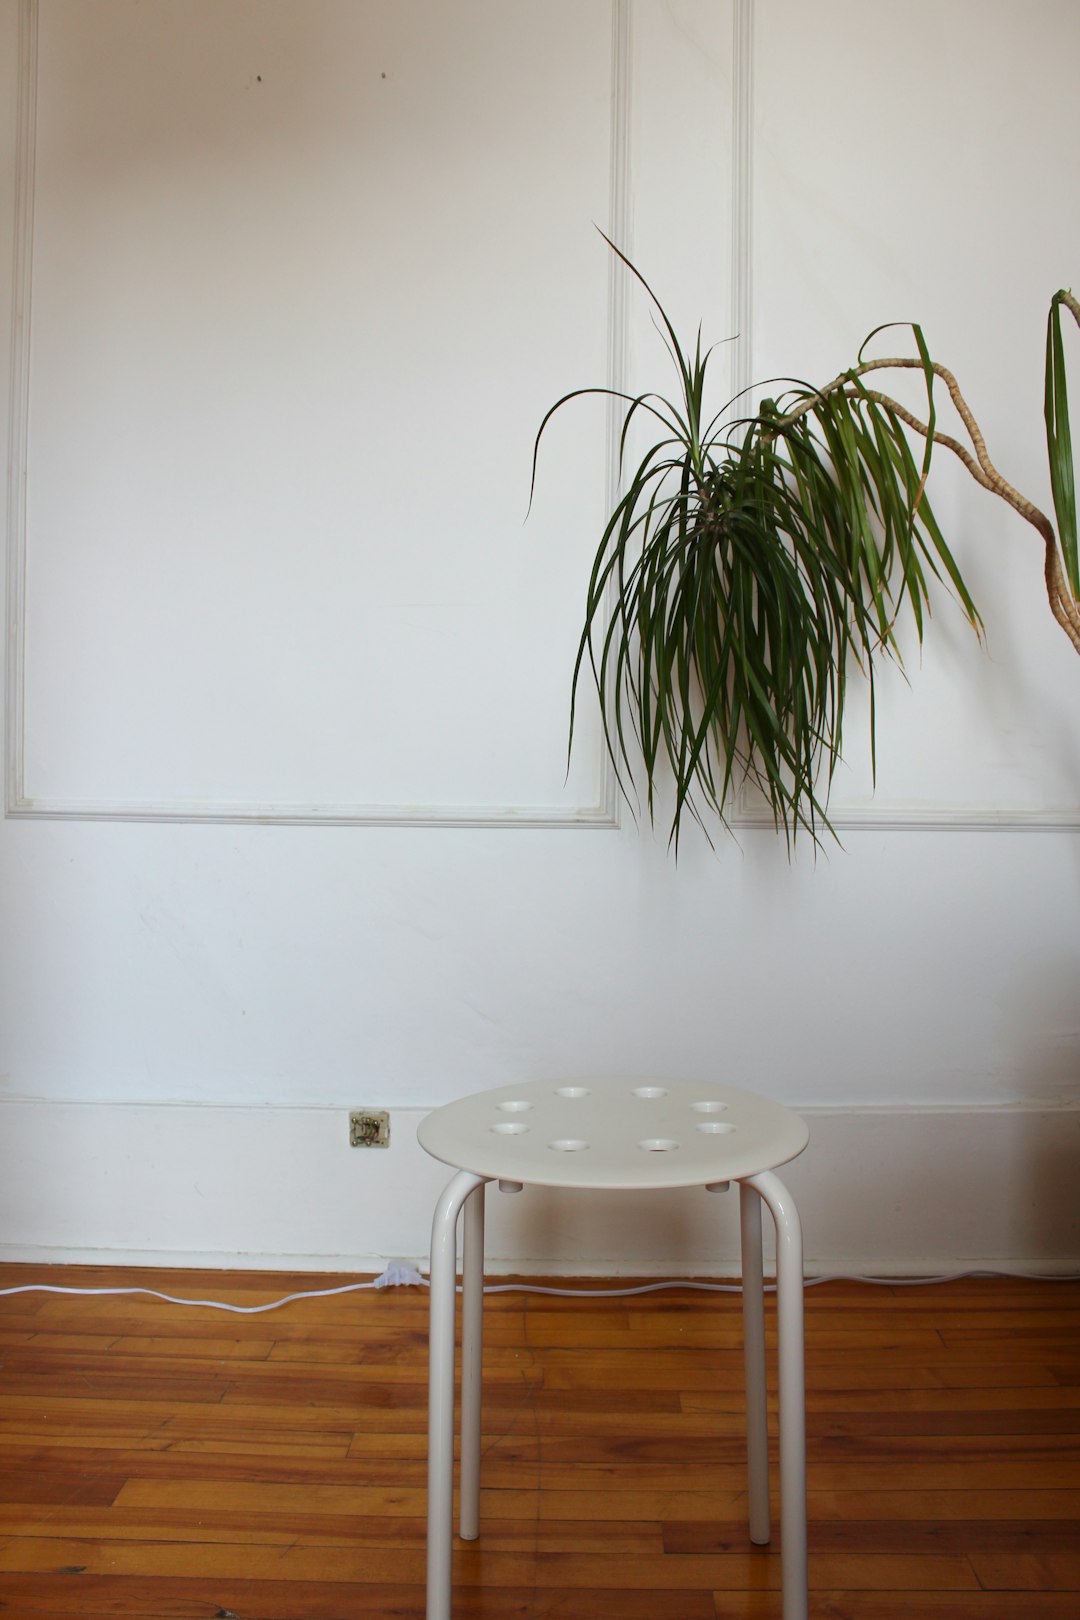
[784, 335, 1080, 655]
[533, 240, 1079, 848]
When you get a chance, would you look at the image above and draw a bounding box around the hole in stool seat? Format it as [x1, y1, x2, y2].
[555, 1086, 590, 1098]
[695, 1121, 735, 1135]
[632, 1086, 668, 1099]
[498, 1100, 533, 1113]
[638, 1138, 679, 1152]
[692, 1100, 728, 1113]
[548, 1139, 588, 1152]
[492, 1122, 530, 1135]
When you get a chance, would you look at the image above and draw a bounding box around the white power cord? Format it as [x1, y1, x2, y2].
[0, 1262, 1077, 1313]
[0, 1276, 387, 1314]
[0, 1264, 424, 1315]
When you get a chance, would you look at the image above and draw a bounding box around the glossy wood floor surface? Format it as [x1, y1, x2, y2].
[0, 1264, 1077, 1618]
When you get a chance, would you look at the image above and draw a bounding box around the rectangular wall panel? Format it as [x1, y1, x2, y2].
[743, 0, 1080, 829]
[8, 0, 738, 824]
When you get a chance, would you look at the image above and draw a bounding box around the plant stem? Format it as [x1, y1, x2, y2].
[781, 351, 1080, 655]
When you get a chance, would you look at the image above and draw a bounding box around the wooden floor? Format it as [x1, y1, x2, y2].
[0, 1265, 1077, 1618]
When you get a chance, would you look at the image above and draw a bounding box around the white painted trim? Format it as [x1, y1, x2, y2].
[0, 1246, 1075, 1280]
[595, 0, 634, 834]
[4, 796, 618, 829]
[732, 800, 1080, 833]
[15, 8, 1050, 832]
[4, 0, 35, 824]
[11, 796, 1080, 832]
[1, 1094, 1072, 1118]
[730, 0, 754, 412]
[1, 1097, 1076, 1276]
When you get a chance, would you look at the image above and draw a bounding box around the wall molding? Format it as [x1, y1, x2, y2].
[7, 4, 1074, 834]
[722, 0, 1078, 835]
[2, 0, 765, 833]
[733, 798, 1080, 834]
[729, 0, 754, 412]
[3, 0, 36, 828]
[5, 0, 672, 830]
[0, 1095, 1076, 1274]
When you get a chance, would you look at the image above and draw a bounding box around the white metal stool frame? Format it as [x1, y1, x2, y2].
[420, 1079, 809, 1620]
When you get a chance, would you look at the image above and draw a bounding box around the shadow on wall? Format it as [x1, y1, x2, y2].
[481, 1182, 743, 1275]
[1010, 963, 1080, 1264]
[1001, 950, 1080, 1263]
[1021, 1115, 1080, 1269]
[1001, 954, 1080, 1110]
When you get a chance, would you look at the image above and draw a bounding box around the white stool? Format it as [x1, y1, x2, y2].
[418, 1077, 810, 1620]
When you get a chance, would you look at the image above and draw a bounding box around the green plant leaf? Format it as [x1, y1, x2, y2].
[1045, 291, 1078, 598]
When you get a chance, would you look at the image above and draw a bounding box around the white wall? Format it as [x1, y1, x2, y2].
[2, 0, 1079, 1275]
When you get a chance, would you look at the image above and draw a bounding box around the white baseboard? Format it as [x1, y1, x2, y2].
[0, 1098, 1077, 1275]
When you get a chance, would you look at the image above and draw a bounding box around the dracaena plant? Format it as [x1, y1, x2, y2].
[532, 239, 1080, 848]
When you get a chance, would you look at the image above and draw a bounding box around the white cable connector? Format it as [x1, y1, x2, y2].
[372, 1261, 427, 1289]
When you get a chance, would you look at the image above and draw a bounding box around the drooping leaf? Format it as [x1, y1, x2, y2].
[535, 249, 983, 849]
[1046, 291, 1078, 598]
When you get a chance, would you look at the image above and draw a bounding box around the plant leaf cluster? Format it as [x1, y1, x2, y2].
[533, 244, 983, 848]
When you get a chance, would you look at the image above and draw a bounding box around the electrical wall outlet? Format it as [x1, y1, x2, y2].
[349, 1109, 390, 1148]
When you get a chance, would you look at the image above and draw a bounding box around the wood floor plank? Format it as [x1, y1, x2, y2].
[805, 1408, 1080, 1437]
[0, 1473, 126, 1507]
[804, 1488, 1080, 1521]
[0, 1538, 982, 1593]
[799, 1599, 1080, 1619]
[2, 1579, 1080, 1620]
[0, 1265, 1076, 1618]
[0, 1504, 665, 1556]
[0, 1574, 716, 1619]
[545, 1354, 1062, 1390]
[967, 1551, 1080, 1591]
[664, 1518, 1080, 1555]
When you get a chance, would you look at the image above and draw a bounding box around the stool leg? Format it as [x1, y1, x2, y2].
[427, 1169, 485, 1620]
[739, 1181, 771, 1545]
[459, 1181, 486, 1540]
[744, 1170, 807, 1620]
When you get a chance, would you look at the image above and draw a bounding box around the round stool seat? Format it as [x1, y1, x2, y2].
[417, 1076, 808, 1191]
